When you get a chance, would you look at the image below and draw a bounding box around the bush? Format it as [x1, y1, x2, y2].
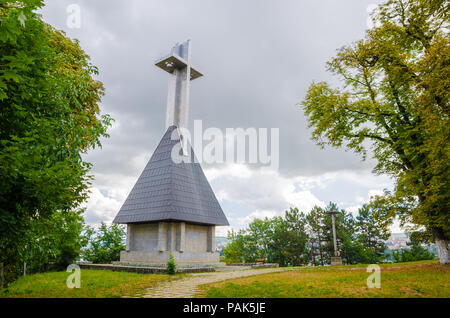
[166, 254, 176, 275]
[80, 223, 125, 264]
[393, 245, 436, 262]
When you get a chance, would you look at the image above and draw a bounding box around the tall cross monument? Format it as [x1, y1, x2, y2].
[113, 41, 228, 265]
[155, 40, 203, 130]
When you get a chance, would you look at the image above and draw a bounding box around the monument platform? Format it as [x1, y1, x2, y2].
[119, 250, 220, 265]
[78, 262, 216, 274]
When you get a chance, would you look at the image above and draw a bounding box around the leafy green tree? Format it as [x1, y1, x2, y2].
[315, 203, 356, 264]
[24, 209, 84, 271]
[301, 0, 449, 263]
[0, 0, 112, 280]
[305, 206, 328, 265]
[268, 208, 309, 266]
[223, 230, 243, 263]
[354, 204, 391, 261]
[247, 218, 273, 261]
[409, 230, 434, 246]
[80, 223, 125, 264]
[340, 237, 377, 264]
[223, 228, 265, 264]
[225, 204, 391, 266]
[392, 230, 436, 262]
[223, 230, 247, 263]
[392, 245, 435, 262]
[305, 203, 390, 265]
[2, 209, 83, 283]
[224, 209, 310, 266]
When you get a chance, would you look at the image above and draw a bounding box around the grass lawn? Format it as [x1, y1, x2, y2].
[0, 269, 179, 298]
[198, 261, 450, 298]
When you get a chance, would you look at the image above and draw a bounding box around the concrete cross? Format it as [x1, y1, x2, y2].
[155, 40, 203, 130]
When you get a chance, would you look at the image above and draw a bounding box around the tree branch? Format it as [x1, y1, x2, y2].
[349, 133, 393, 145]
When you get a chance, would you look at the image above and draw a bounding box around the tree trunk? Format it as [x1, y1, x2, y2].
[432, 228, 449, 264]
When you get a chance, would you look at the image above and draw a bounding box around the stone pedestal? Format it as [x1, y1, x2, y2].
[119, 250, 219, 265]
[330, 257, 342, 266]
[121, 221, 218, 265]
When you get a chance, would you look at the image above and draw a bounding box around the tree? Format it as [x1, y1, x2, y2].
[301, 0, 449, 263]
[392, 229, 436, 262]
[340, 237, 376, 264]
[25, 209, 84, 271]
[268, 208, 309, 266]
[224, 209, 309, 266]
[223, 230, 247, 263]
[0, 0, 112, 280]
[308, 203, 357, 264]
[355, 204, 391, 259]
[223, 227, 266, 264]
[306, 206, 327, 265]
[80, 223, 125, 264]
[340, 205, 391, 264]
[392, 235, 436, 262]
[247, 218, 273, 261]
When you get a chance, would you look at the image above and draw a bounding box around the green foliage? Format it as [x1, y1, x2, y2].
[2, 209, 84, 283]
[166, 254, 176, 275]
[223, 230, 247, 263]
[305, 206, 328, 265]
[305, 203, 390, 265]
[0, 1, 112, 281]
[301, 0, 449, 262]
[393, 246, 436, 262]
[224, 208, 308, 266]
[25, 209, 84, 270]
[268, 208, 308, 266]
[393, 230, 436, 262]
[408, 230, 434, 245]
[225, 204, 392, 266]
[305, 203, 349, 264]
[341, 236, 380, 264]
[80, 223, 125, 264]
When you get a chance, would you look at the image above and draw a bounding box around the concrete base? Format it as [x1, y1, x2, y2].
[119, 250, 220, 265]
[331, 257, 343, 266]
[79, 263, 215, 274]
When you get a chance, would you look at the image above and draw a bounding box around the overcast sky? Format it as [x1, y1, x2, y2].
[40, 0, 399, 235]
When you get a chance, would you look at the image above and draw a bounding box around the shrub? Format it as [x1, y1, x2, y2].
[166, 254, 176, 275]
[392, 245, 436, 262]
[80, 223, 125, 264]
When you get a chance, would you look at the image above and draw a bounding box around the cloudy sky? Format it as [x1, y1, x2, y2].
[40, 0, 399, 235]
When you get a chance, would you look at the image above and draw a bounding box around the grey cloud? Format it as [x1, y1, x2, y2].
[42, 0, 384, 181]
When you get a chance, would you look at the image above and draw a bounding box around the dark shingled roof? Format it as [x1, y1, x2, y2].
[113, 126, 229, 226]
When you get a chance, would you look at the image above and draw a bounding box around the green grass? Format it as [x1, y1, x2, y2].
[198, 261, 450, 298]
[0, 269, 179, 298]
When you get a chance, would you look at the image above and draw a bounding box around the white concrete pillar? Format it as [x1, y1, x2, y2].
[157, 222, 167, 252]
[207, 226, 215, 252]
[126, 224, 133, 251]
[169, 223, 177, 251]
[177, 222, 186, 252]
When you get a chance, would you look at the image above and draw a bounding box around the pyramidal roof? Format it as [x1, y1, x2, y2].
[113, 126, 229, 226]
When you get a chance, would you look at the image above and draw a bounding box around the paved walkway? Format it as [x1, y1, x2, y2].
[140, 267, 288, 298]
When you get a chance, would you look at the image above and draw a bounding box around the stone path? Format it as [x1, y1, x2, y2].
[140, 267, 289, 298]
